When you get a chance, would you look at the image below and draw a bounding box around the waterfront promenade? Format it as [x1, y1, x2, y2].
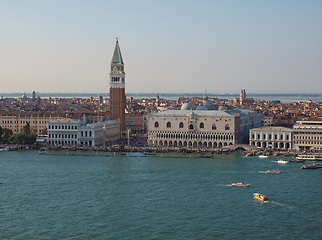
[1, 143, 305, 158]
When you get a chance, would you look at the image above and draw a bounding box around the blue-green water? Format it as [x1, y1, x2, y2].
[0, 151, 321, 239]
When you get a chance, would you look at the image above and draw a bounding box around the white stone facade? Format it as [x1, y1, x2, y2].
[249, 126, 292, 150]
[148, 108, 263, 149]
[47, 118, 120, 146]
[293, 120, 322, 151]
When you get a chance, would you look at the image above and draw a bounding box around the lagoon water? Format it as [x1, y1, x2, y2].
[0, 151, 321, 239]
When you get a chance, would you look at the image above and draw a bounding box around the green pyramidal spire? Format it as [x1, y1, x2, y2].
[112, 37, 124, 64]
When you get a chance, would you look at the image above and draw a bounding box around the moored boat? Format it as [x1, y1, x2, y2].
[230, 182, 250, 187]
[259, 155, 268, 158]
[296, 154, 322, 161]
[253, 193, 268, 201]
[143, 151, 157, 156]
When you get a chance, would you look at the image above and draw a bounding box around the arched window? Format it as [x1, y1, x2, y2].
[189, 124, 194, 130]
[154, 121, 159, 128]
[225, 124, 230, 130]
[199, 122, 204, 129]
[179, 122, 184, 128]
[166, 122, 171, 128]
[212, 124, 216, 130]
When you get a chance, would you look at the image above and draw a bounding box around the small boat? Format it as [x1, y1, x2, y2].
[253, 193, 268, 202]
[277, 160, 289, 164]
[301, 164, 322, 169]
[289, 159, 305, 163]
[258, 155, 268, 158]
[230, 182, 250, 187]
[143, 151, 157, 156]
[113, 152, 127, 156]
[265, 169, 282, 174]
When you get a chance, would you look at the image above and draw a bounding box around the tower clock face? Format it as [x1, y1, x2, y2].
[113, 67, 118, 71]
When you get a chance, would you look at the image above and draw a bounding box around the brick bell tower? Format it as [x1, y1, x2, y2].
[109, 37, 126, 137]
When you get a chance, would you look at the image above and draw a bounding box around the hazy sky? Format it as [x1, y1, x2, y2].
[1, 0, 322, 94]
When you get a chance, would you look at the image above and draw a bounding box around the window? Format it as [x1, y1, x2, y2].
[166, 122, 171, 128]
[154, 121, 159, 128]
[189, 124, 194, 130]
[225, 124, 230, 130]
[199, 122, 204, 129]
[179, 122, 184, 128]
[212, 124, 216, 130]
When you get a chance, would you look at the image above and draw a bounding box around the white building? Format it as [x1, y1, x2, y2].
[249, 126, 293, 150]
[293, 120, 322, 151]
[147, 107, 263, 149]
[47, 118, 120, 146]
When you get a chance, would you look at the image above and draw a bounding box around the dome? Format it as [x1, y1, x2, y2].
[203, 99, 214, 110]
[196, 105, 208, 110]
[181, 103, 194, 110]
[218, 105, 228, 111]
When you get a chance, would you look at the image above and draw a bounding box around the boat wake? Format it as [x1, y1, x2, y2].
[267, 200, 295, 209]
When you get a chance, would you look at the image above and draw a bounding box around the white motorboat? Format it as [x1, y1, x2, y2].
[277, 160, 289, 164]
[229, 182, 250, 187]
[265, 169, 282, 174]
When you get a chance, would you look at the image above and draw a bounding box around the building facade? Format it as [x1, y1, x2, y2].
[47, 118, 120, 146]
[293, 120, 322, 151]
[0, 115, 56, 135]
[147, 108, 263, 149]
[249, 126, 293, 150]
[109, 38, 126, 137]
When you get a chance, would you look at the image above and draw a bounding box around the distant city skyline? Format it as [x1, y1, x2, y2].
[1, 0, 322, 94]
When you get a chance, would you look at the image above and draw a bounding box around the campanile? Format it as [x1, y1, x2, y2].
[109, 38, 126, 137]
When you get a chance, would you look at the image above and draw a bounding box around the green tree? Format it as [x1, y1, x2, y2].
[13, 133, 28, 144]
[2, 128, 13, 143]
[22, 122, 31, 135]
[26, 133, 37, 144]
[6, 135, 15, 144]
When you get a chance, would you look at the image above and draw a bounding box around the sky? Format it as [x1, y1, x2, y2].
[1, 0, 322, 94]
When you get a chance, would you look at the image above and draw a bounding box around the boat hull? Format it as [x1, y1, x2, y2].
[230, 183, 250, 187]
[253, 193, 268, 201]
[296, 155, 322, 161]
